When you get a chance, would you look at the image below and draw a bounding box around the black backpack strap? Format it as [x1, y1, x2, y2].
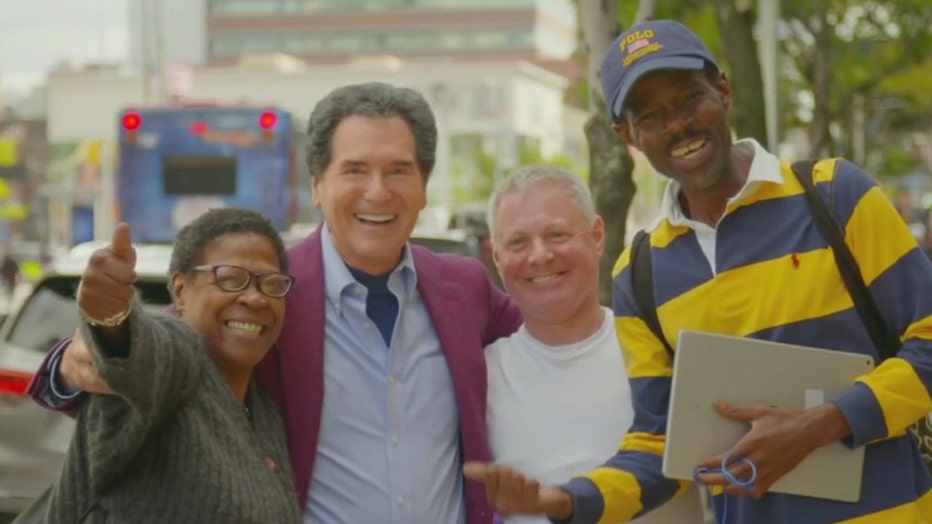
[790, 160, 900, 361]
[630, 230, 676, 360]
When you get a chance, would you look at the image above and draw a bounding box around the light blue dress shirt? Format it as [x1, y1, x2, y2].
[304, 226, 465, 524]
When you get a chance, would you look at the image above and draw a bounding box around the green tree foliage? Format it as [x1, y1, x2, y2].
[780, 0, 932, 166]
[613, 0, 931, 171]
[880, 144, 919, 178]
[453, 146, 586, 206]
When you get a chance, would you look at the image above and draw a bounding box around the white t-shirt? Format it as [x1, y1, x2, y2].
[485, 307, 704, 524]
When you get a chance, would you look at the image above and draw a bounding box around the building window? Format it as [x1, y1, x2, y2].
[209, 27, 534, 57]
[210, 0, 283, 16]
[209, 0, 534, 16]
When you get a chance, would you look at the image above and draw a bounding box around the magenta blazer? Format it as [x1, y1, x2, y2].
[253, 227, 521, 523]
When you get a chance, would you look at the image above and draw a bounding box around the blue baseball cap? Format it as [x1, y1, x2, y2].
[601, 20, 718, 121]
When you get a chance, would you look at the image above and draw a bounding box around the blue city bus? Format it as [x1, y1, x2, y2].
[116, 105, 297, 243]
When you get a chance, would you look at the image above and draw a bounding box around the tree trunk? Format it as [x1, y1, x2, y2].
[633, 0, 659, 25]
[711, 0, 768, 145]
[809, 3, 833, 157]
[579, 0, 636, 306]
[587, 115, 636, 306]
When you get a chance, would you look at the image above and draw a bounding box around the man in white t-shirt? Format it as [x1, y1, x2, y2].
[482, 165, 703, 524]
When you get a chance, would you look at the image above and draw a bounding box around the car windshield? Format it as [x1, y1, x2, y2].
[5, 276, 172, 353]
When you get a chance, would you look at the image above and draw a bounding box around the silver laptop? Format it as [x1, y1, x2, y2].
[663, 330, 876, 502]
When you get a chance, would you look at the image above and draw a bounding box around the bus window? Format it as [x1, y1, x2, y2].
[163, 155, 237, 195]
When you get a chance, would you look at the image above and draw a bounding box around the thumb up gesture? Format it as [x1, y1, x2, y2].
[78, 223, 138, 327]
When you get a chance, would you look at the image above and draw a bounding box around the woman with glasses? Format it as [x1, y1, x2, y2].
[26, 208, 302, 524]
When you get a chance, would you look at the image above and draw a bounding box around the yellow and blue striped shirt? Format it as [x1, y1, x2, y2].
[561, 147, 932, 524]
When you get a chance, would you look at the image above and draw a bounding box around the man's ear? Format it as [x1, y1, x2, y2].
[612, 118, 635, 146]
[592, 216, 606, 257]
[715, 71, 732, 112]
[491, 240, 502, 268]
[489, 241, 507, 288]
[311, 175, 323, 209]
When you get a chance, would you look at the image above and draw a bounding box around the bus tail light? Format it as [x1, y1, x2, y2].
[123, 112, 142, 144]
[260, 111, 277, 141]
[190, 122, 209, 135]
[123, 113, 142, 131]
[259, 111, 278, 130]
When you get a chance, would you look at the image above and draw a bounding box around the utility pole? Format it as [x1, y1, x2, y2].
[139, 0, 166, 104]
[153, 0, 166, 103]
[758, 0, 780, 152]
[139, 0, 150, 104]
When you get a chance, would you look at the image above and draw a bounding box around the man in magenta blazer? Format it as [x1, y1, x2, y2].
[254, 226, 518, 522]
[29, 82, 521, 523]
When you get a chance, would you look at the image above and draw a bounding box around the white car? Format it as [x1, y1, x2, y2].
[0, 243, 173, 514]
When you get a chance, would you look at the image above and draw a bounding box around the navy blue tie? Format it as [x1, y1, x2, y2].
[348, 267, 398, 347]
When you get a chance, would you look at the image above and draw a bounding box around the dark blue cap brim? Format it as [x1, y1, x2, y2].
[610, 56, 706, 118]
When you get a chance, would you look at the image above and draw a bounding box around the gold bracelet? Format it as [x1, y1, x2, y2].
[76, 280, 134, 327]
[80, 302, 133, 327]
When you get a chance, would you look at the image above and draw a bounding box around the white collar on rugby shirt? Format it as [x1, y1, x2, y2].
[647, 138, 784, 232]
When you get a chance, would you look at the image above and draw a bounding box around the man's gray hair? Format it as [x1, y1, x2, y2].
[487, 164, 597, 239]
[305, 82, 438, 181]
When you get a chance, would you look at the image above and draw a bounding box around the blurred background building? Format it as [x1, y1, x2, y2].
[2, 0, 924, 264]
[127, 0, 577, 71]
[38, 0, 584, 247]
[206, 0, 576, 69]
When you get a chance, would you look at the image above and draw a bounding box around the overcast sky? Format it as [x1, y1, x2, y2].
[0, 0, 128, 94]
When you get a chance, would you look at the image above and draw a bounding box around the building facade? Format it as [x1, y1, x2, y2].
[128, 0, 208, 72]
[56, 0, 585, 245]
[205, 0, 576, 67]
[44, 55, 585, 243]
[127, 0, 576, 73]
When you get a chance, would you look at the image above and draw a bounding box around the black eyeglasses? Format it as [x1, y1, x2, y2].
[192, 264, 295, 298]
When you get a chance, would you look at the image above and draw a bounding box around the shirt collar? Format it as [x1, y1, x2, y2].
[321, 224, 419, 309]
[648, 138, 783, 231]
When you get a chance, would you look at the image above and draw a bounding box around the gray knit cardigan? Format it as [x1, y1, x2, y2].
[41, 309, 302, 524]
